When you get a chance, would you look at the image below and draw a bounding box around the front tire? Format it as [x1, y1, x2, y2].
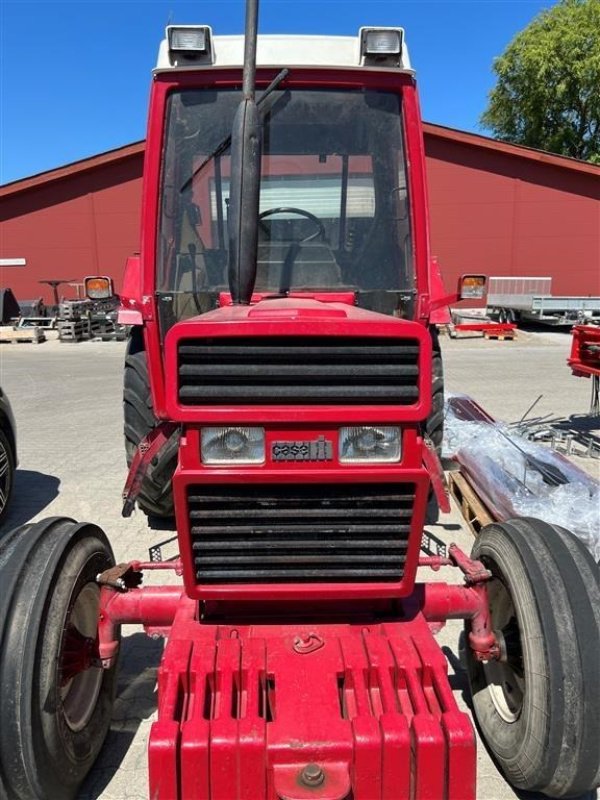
[0, 518, 119, 800]
[0, 427, 15, 525]
[465, 518, 600, 797]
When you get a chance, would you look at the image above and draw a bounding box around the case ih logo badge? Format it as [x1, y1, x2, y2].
[272, 436, 333, 462]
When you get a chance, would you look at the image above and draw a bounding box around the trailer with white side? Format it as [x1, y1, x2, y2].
[486, 277, 600, 326]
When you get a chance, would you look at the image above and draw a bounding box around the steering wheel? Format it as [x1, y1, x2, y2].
[258, 207, 326, 243]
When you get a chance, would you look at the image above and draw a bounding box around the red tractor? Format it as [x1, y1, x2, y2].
[1, 5, 599, 798]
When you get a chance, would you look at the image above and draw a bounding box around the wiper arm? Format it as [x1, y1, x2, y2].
[179, 67, 289, 193]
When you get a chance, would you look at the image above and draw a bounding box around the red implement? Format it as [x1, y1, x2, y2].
[568, 324, 600, 378]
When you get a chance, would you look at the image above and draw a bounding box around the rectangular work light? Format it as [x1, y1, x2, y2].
[167, 25, 213, 64]
[359, 27, 404, 66]
[84, 276, 114, 300]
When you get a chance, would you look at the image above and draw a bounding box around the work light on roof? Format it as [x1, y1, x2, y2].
[166, 25, 213, 65]
[359, 27, 404, 67]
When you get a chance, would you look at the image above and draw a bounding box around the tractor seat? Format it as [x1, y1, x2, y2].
[255, 242, 342, 291]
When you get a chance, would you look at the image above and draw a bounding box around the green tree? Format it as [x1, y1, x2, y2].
[481, 0, 600, 163]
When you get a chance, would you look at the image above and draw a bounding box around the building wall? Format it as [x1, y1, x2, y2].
[425, 135, 600, 298]
[1, 137, 599, 306]
[0, 158, 143, 304]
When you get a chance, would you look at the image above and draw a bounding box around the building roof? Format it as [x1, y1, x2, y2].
[1, 122, 598, 199]
[0, 141, 145, 199]
[422, 122, 600, 176]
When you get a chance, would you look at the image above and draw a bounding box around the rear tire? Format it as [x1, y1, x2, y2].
[124, 329, 176, 518]
[465, 517, 600, 797]
[0, 518, 119, 800]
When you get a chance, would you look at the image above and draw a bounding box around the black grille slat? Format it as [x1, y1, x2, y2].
[180, 385, 419, 402]
[198, 554, 406, 565]
[178, 344, 419, 359]
[177, 336, 419, 406]
[190, 523, 410, 536]
[188, 484, 414, 584]
[180, 364, 418, 378]
[190, 507, 412, 519]
[192, 540, 409, 551]
[187, 492, 415, 504]
[193, 568, 405, 580]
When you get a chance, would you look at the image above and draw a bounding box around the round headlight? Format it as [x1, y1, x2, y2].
[354, 428, 381, 454]
[222, 429, 248, 454]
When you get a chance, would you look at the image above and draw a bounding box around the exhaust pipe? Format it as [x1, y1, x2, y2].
[227, 0, 261, 305]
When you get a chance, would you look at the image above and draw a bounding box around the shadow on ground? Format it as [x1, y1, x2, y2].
[551, 412, 600, 441]
[78, 633, 164, 800]
[0, 470, 60, 533]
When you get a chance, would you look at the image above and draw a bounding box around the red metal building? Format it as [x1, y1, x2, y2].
[1, 125, 599, 305]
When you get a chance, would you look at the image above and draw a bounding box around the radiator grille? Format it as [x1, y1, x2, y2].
[187, 483, 415, 584]
[178, 337, 419, 405]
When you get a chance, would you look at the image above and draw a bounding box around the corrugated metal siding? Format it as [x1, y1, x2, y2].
[425, 136, 600, 300]
[0, 159, 142, 304]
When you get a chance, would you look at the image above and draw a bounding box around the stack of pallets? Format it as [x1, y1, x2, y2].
[58, 300, 92, 342]
[58, 319, 91, 342]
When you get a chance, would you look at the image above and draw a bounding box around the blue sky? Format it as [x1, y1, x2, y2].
[0, 0, 556, 185]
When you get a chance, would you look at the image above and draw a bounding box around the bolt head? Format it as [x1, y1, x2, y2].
[300, 763, 324, 787]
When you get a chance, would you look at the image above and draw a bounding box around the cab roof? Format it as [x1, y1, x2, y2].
[155, 31, 413, 75]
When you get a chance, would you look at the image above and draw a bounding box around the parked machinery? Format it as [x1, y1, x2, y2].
[1, 5, 598, 799]
[569, 324, 600, 414]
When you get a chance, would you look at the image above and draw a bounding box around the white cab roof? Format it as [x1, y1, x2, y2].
[155, 33, 413, 74]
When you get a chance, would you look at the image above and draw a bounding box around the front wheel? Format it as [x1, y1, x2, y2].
[0, 427, 16, 525]
[0, 518, 119, 800]
[465, 518, 600, 798]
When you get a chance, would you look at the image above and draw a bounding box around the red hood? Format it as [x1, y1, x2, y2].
[163, 297, 432, 425]
[182, 296, 421, 328]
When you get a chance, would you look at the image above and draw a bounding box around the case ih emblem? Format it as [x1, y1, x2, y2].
[272, 436, 333, 462]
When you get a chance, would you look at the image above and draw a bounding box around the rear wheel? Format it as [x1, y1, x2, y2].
[0, 518, 119, 800]
[123, 329, 177, 518]
[465, 517, 600, 797]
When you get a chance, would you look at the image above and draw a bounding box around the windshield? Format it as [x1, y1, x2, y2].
[157, 87, 414, 324]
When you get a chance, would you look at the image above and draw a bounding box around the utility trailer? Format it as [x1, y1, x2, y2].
[487, 276, 600, 325]
[1, 6, 599, 800]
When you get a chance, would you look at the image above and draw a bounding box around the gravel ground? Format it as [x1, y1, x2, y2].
[0, 328, 597, 800]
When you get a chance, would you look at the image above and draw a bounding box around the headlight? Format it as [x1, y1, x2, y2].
[339, 426, 401, 463]
[201, 427, 265, 465]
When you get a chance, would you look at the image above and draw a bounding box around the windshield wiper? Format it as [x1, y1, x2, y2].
[179, 68, 289, 193]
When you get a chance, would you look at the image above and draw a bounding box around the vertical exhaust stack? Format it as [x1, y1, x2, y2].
[227, 0, 261, 305]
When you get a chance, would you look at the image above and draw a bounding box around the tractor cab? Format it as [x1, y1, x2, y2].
[140, 27, 426, 336]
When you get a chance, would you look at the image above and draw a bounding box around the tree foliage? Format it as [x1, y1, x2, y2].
[481, 0, 600, 163]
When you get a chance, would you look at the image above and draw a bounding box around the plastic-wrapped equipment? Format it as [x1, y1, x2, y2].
[443, 395, 600, 562]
